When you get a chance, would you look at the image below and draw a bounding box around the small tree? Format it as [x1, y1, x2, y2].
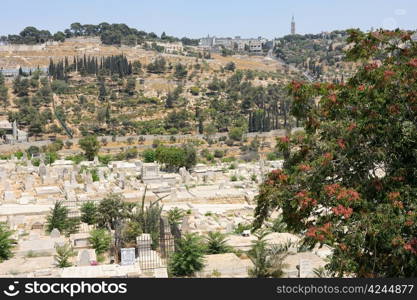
[80, 201, 98, 225]
[169, 233, 205, 277]
[167, 207, 185, 226]
[247, 231, 288, 278]
[0, 223, 15, 262]
[46, 201, 69, 233]
[54, 243, 74, 268]
[79, 135, 100, 161]
[143, 149, 156, 163]
[89, 229, 111, 255]
[229, 127, 244, 141]
[97, 193, 130, 230]
[225, 62, 236, 72]
[205, 232, 232, 254]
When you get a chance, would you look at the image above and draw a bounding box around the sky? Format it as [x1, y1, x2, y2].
[1, 0, 417, 39]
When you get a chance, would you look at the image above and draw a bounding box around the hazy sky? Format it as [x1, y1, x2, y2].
[1, 0, 417, 38]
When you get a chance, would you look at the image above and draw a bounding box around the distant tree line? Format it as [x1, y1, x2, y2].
[0, 23, 199, 46]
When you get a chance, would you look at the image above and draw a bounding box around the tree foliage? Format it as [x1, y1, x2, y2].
[79, 135, 100, 161]
[0, 223, 15, 262]
[169, 233, 205, 277]
[253, 29, 417, 277]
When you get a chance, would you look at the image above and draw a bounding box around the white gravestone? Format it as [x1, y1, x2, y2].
[121, 248, 136, 266]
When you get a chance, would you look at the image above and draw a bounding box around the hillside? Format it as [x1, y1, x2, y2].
[274, 30, 357, 82]
[0, 37, 304, 143]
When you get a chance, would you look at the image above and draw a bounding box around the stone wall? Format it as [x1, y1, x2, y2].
[0, 44, 46, 52]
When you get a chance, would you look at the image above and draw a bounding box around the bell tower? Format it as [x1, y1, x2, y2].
[291, 15, 296, 35]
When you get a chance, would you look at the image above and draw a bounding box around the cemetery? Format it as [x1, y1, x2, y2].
[0, 154, 330, 278]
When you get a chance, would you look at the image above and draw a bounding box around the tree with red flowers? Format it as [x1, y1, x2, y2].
[253, 29, 417, 277]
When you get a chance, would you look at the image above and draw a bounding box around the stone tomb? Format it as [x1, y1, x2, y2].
[70, 233, 91, 248]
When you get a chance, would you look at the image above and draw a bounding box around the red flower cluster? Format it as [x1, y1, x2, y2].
[332, 205, 353, 219]
[339, 243, 347, 251]
[384, 70, 395, 79]
[321, 152, 333, 166]
[393, 201, 404, 209]
[324, 184, 341, 196]
[296, 190, 317, 209]
[347, 123, 357, 132]
[279, 174, 289, 182]
[324, 184, 360, 202]
[279, 136, 290, 143]
[408, 59, 417, 68]
[364, 62, 379, 71]
[268, 169, 288, 184]
[388, 192, 400, 201]
[358, 85, 366, 91]
[337, 139, 346, 149]
[391, 237, 403, 246]
[298, 164, 312, 172]
[291, 81, 303, 91]
[329, 94, 337, 103]
[337, 189, 360, 202]
[403, 238, 417, 255]
[306, 223, 332, 241]
[271, 169, 282, 176]
[323, 152, 333, 160]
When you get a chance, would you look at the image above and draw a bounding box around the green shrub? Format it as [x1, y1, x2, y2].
[214, 150, 224, 158]
[0, 223, 15, 262]
[54, 243, 74, 268]
[46, 201, 69, 233]
[233, 223, 252, 235]
[31, 158, 41, 166]
[98, 155, 112, 165]
[143, 149, 156, 163]
[81, 201, 98, 225]
[205, 232, 232, 254]
[89, 229, 111, 255]
[228, 127, 244, 141]
[14, 151, 24, 159]
[169, 233, 205, 277]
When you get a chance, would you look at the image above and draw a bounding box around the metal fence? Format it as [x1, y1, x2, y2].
[62, 199, 180, 270]
[137, 218, 180, 270]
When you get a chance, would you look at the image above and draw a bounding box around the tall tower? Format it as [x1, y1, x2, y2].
[291, 15, 296, 35]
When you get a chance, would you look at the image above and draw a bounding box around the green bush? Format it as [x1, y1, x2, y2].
[214, 150, 224, 158]
[79, 136, 100, 161]
[14, 151, 24, 159]
[54, 243, 74, 268]
[98, 155, 112, 165]
[51, 80, 70, 94]
[169, 233, 205, 277]
[0, 223, 15, 262]
[143, 149, 156, 163]
[81, 201, 98, 225]
[89, 229, 111, 255]
[205, 232, 232, 254]
[31, 158, 41, 166]
[46, 201, 69, 233]
[233, 223, 252, 235]
[228, 127, 244, 141]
